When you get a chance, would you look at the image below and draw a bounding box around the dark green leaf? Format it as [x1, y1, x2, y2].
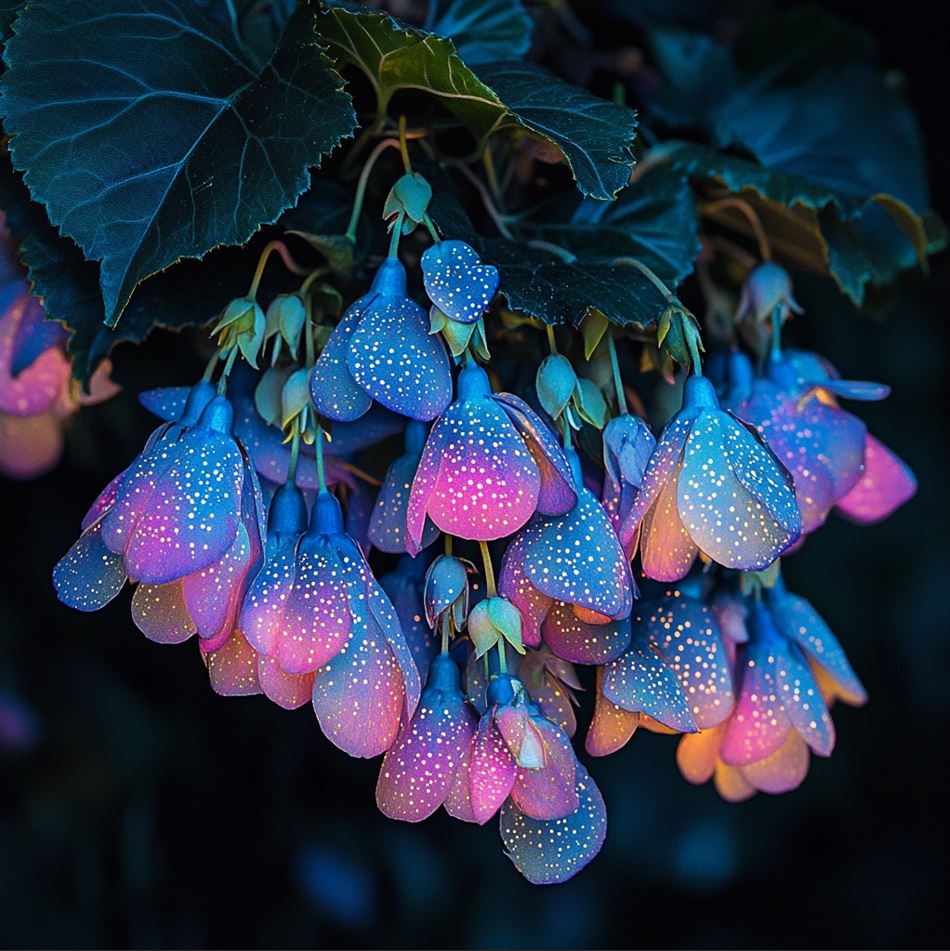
[1, 0, 356, 327]
[318, 2, 637, 199]
[426, 0, 532, 64]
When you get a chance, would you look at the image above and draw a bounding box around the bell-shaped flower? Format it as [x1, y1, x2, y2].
[590, 577, 733, 752]
[499, 446, 634, 665]
[375, 653, 478, 822]
[734, 262, 803, 324]
[379, 554, 438, 682]
[241, 486, 421, 757]
[53, 384, 262, 646]
[727, 350, 884, 535]
[423, 553, 472, 636]
[310, 259, 452, 422]
[421, 240, 499, 325]
[368, 420, 439, 553]
[676, 579, 866, 800]
[407, 361, 576, 553]
[444, 674, 579, 825]
[601, 413, 656, 538]
[0, 278, 117, 479]
[620, 373, 801, 581]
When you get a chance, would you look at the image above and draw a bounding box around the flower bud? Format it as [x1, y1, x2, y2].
[468, 596, 524, 658]
[536, 354, 577, 420]
[735, 262, 802, 324]
[424, 554, 472, 629]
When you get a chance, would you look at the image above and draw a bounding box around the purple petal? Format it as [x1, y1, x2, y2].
[836, 434, 916, 524]
[10, 294, 66, 376]
[311, 609, 405, 758]
[500, 762, 606, 885]
[509, 718, 579, 820]
[467, 714, 517, 824]
[347, 296, 452, 421]
[81, 471, 124, 531]
[494, 393, 576, 516]
[369, 451, 438, 553]
[541, 601, 631, 665]
[310, 300, 374, 422]
[240, 535, 300, 659]
[498, 519, 552, 647]
[0, 290, 66, 416]
[102, 428, 245, 584]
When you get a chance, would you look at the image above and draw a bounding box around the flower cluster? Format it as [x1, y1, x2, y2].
[46, 185, 912, 885]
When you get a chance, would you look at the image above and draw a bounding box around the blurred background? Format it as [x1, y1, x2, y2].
[1, 1, 948, 948]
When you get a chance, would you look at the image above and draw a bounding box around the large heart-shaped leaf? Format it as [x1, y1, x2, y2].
[318, 1, 637, 200]
[426, 0, 532, 64]
[0, 0, 356, 328]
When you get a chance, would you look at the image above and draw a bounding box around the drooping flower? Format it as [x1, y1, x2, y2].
[241, 486, 421, 757]
[589, 577, 733, 751]
[601, 413, 656, 538]
[53, 384, 262, 650]
[518, 646, 582, 738]
[368, 420, 439, 553]
[445, 674, 579, 825]
[407, 361, 576, 553]
[676, 576, 866, 801]
[499, 446, 634, 665]
[0, 274, 117, 479]
[734, 261, 803, 325]
[310, 258, 452, 422]
[726, 349, 895, 535]
[375, 652, 478, 822]
[423, 553, 472, 636]
[620, 373, 801, 581]
[421, 240, 499, 325]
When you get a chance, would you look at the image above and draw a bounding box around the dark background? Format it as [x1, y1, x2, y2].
[1, 2, 949, 948]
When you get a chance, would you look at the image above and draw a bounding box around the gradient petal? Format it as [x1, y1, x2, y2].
[310, 299, 374, 422]
[257, 654, 315, 710]
[741, 729, 810, 794]
[500, 763, 606, 885]
[510, 718, 578, 820]
[676, 723, 726, 784]
[52, 521, 127, 612]
[541, 601, 631, 665]
[131, 581, 196, 644]
[836, 434, 916, 524]
[639, 465, 699, 582]
[468, 714, 517, 824]
[422, 240, 499, 324]
[203, 628, 262, 697]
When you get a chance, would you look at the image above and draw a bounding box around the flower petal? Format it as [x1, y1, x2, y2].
[586, 668, 639, 756]
[310, 299, 374, 422]
[468, 714, 517, 825]
[602, 640, 696, 733]
[774, 638, 835, 757]
[311, 610, 405, 758]
[741, 729, 810, 794]
[510, 718, 579, 820]
[494, 393, 576, 516]
[203, 629, 262, 697]
[379, 561, 437, 682]
[643, 592, 734, 729]
[676, 723, 726, 784]
[131, 581, 196, 644]
[500, 763, 606, 885]
[257, 654, 315, 710]
[52, 521, 127, 612]
[421, 240, 499, 325]
[638, 465, 700, 582]
[240, 535, 300, 659]
[835, 434, 916, 524]
[0, 408, 64, 479]
[541, 601, 631, 665]
[369, 451, 438, 553]
[713, 761, 756, 802]
[348, 296, 452, 421]
[497, 520, 551, 647]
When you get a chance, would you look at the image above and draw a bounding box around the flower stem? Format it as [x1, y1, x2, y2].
[345, 138, 400, 244]
[608, 332, 628, 414]
[248, 240, 307, 298]
[422, 213, 441, 244]
[770, 305, 784, 361]
[315, 426, 326, 491]
[546, 324, 558, 354]
[398, 115, 412, 173]
[701, 197, 772, 261]
[287, 427, 301, 484]
[217, 346, 239, 394]
[479, 540, 496, 597]
[610, 256, 675, 302]
[388, 213, 405, 259]
[202, 347, 220, 382]
[496, 639, 508, 675]
[688, 329, 704, 377]
[303, 294, 316, 368]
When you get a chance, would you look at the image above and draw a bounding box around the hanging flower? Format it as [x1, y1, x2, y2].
[421, 240, 499, 325]
[310, 258, 452, 423]
[379, 554, 439, 682]
[407, 361, 576, 553]
[734, 261, 803, 325]
[0, 274, 117, 479]
[499, 446, 634, 665]
[676, 577, 866, 801]
[518, 646, 582, 738]
[375, 652, 478, 822]
[53, 384, 262, 648]
[368, 420, 439, 553]
[601, 413, 656, 538]
[241, 486, 421, 758]
[589, 577, 733, 753]
[620, 373, 801, 581]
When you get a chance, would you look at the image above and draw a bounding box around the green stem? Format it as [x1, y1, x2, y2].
[398, 115, 412, 173]
[496, 639, 508, 675]
[304, 295, 316, 368]
[441, 619, 450, 655]
[770, 305, 784, 361]
[248, 240, 306, 298]
[611, 256, 676, 302]
[688, 329, 704, 377]
[314, 426, 327, 491]
[608, 332, 628, 414]
[217, 346, 239, 394]
[479, 540, 496, 597]
[287, 427, 301, 484]
[546, 325, 558, 354]
[345, 138, 400, 244]
[444, 534, 453, 557]
[387, 213, 405, 259]
[422, 213, 441, 244]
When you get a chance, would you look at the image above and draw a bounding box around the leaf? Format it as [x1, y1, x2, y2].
[0, 0, 356, 328]
[318, 2, 637, 199]
[0, 151, 277, 382]
[426, 0, 532, 65]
